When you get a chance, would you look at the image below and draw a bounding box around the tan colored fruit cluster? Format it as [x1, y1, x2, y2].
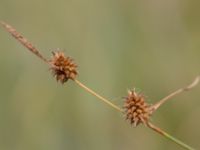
[50, 51, 78, 83]
[124, 90, 152, 127]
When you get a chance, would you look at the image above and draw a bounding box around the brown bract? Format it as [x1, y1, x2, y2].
[50, 51, 78, 83]
[124, 90, 152, 127]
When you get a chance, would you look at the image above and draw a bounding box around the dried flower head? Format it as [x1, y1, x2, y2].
[50, 51, 78, 83]
[124, 89, 152, 127]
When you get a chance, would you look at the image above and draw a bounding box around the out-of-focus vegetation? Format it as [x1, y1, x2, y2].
[0, 1, 200, 150]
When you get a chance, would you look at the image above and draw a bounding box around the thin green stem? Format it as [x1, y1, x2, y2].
[74, 79, 123, 112]
[147, 122, 195, 150]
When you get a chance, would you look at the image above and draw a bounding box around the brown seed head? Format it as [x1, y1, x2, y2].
[124, 89, 152, 127]
[50, 51, 78, 83]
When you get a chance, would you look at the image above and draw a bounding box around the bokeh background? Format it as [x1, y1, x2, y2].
[0, 0, 200, 150]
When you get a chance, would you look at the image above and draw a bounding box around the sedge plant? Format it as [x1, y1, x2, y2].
[1, 21, 199, 150]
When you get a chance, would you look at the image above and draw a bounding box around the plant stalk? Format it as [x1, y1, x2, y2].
[147, 122, 195, 150]
[152, 76, 200, 112]
[74, 79, 123, 112]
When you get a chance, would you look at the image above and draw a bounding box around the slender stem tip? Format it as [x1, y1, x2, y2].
[184, 76, 200, 90]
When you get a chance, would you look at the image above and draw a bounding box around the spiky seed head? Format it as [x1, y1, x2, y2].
[50, 51, 78, 83]
[123, 89, 152, 127]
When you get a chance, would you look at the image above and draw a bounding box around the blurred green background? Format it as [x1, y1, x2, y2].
[0, 0, 200, 150]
